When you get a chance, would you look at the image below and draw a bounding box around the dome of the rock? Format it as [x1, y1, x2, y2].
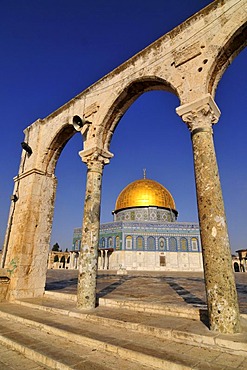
[115, 178, 176, 211]
[73, 175, 202, 273]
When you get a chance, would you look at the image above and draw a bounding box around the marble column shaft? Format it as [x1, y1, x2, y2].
[105, 250, 108, 270]
[77, 148, 112, 309]
[177, 95, 241, 333]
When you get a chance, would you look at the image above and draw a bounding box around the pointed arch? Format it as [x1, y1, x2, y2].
[208, 22, 247, 96]
[43, 124, 77, 175]
[101, 76, 179, 150]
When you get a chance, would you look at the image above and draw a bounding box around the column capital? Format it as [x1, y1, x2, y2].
[176, 94, 221, 134]
[79, 147, 114, 172]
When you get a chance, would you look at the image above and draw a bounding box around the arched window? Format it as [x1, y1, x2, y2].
[147, 236, 155, 251]
[77, 240, 81, 250]
[169, 237, 177, 251]
[100, 238, 105, 248]
[191, 237, 198, 251]
[60, 255, 66, 268]
[136, 236, 144, 250]
[180, 238, 188, 251]
[158, 237, 166, 251]
[126, 236, 133, 250]
[54, 255, 59, 262]
[74, 240, 80, 251]
[108, 237, 113, 248]
[116, 236, 120, 250]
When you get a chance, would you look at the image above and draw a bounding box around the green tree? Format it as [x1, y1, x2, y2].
[52, 242, 60, 252]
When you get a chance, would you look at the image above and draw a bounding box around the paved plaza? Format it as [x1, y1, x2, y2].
[45, 270, 247, 315]
[0, 270, 247, 369]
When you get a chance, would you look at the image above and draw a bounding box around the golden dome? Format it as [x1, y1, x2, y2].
[115, 178, 176, 211]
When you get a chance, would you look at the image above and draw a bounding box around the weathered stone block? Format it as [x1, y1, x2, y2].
[0, 268, 10, 301]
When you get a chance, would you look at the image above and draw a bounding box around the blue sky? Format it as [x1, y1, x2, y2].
[0, 1, 246, 253]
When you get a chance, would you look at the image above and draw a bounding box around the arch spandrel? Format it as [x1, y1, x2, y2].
[20, 99, 88, 176]
[165, 1, 247, 105]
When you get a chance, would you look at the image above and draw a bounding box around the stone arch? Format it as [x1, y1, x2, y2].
[60, 255, 66, 268]
[101, 76, 179, 150]
[207, 22, 247, 96]
[2, 117, 83, 300]
[54, 255, 59, 263]
[234, 262, 240, 272]
[42, 123, 77, 175]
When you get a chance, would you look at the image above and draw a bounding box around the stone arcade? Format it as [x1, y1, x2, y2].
[1, 0, 246, 334]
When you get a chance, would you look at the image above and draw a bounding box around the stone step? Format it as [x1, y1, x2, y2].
[0, 300, 246, 369]
[0, 341, 52, 370]
[45, 290, 207, 320]
[0, 309, 151, 370]
[99, 296, 207, 320]
[0, 302, 191, 370]
[16, 296, 247, 357]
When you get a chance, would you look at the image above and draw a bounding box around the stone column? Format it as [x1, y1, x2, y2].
[75, 254, 78, 269]
[176, 94, 241, 333]
[99, 250, 103, 270]
[3, 169, 57, 300]
[70, 252, 75, 269]
[77, 148, 112, 309]
[105, 250, 109, 270]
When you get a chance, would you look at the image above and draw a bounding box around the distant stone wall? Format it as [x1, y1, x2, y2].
[47, 251, 70, 269]
[47, 251, 79, 270]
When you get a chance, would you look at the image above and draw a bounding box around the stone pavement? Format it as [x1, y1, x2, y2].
[45, 270, 247, 315]
[0, 270, 246, 369]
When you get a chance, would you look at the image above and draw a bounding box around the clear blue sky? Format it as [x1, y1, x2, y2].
[0, 1, 246, 253]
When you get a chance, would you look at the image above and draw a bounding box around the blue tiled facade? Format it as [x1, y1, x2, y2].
[72, 220, 201, 253]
